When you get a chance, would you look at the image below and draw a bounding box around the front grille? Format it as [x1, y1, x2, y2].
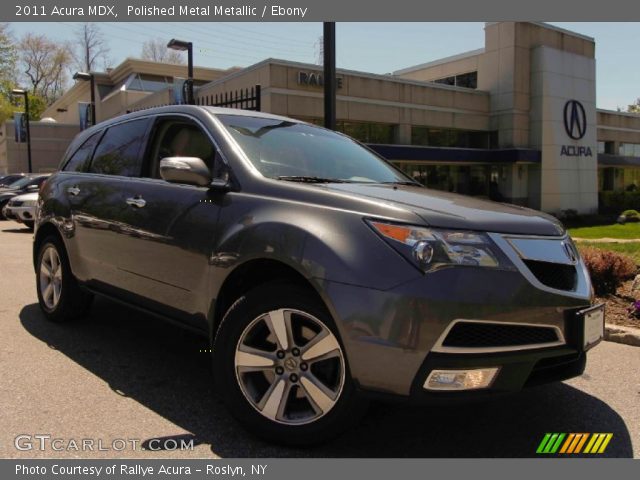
[523, 259, 577, 291]
[442, 321, 561, 349]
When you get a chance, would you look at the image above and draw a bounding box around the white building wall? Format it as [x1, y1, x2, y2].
[530, 46, 598, 214]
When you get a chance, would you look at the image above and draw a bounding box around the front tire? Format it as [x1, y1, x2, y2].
[213, 283, 366, 445]
[35, 235, 93, 322]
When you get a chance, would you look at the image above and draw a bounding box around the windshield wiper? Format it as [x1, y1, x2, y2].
[276, 176, 350, 184]
[379, 181, 422, 186]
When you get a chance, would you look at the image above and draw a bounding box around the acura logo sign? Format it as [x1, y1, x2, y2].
[563, 100, 587, 140]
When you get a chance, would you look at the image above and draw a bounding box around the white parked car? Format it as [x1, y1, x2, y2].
[2, 192, 38, 230]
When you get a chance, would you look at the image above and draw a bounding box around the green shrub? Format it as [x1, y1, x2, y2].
[578, 246, 637, 295]
[621, 209, 640, 222]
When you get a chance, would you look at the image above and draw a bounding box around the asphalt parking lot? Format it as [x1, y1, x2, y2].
[0, 221, 639, 458]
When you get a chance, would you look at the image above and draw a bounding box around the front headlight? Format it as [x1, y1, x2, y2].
[367, 220, 516, 272]
[22, 199, 37, 207]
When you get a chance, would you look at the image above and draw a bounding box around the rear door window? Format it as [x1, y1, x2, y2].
[89, 118, 150, 177]
[63, 131, 102, 172]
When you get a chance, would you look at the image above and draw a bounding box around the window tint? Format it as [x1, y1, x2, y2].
[89, 119, 149, 177]
[64, 132, 101, 172]
[218, 115, 409, 184]
[147, 120, 216, 179]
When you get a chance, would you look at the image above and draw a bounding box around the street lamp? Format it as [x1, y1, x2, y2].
[73, 71, 96, 126]
[11, 89, 32, 173]
[323, 23, 336, 130]
[167, 38, 194, 105]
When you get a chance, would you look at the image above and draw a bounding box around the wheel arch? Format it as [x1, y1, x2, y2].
[210, 258, 332, 344]
[33, 222, 64, 272]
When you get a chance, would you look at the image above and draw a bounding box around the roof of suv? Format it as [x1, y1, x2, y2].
[103, 105, 304, 130]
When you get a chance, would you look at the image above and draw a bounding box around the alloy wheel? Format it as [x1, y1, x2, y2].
[234, 308, 345, 425]
[39, 245, 62, 310]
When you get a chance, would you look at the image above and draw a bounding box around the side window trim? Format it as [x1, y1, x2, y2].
[61, 129, 105, 172]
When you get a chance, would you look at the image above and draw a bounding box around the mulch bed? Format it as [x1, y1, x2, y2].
[597, 279, 640, 329]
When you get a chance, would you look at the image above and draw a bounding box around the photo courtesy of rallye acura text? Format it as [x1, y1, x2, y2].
[34, 105, 604, 445]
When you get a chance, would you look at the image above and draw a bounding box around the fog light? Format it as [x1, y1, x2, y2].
[424, 367, 499, 391]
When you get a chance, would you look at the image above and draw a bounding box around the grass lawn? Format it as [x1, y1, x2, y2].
[576, 241, 640, 265]
[568, 222, 640, 239]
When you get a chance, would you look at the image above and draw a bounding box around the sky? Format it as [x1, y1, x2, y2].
[7, 22, 640, 111]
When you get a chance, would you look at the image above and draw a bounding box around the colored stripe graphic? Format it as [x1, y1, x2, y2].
[536, 433, 552, 454]
[537, 433, 612, 454]
[597, 434, 613, 453]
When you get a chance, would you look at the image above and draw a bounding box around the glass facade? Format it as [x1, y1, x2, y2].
[393, 162, 509, 199]
[298, 118, 395, 144]
[338, 121, 395, 144]
[599, 167, 640, 192]
[433, 71, 478, 89]
[112, 74, 211, 94]
[619, 143, 640, 157]
[411, 126, 494, 149]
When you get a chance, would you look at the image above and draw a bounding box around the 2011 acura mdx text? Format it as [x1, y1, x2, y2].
[34, 106, 604, 445]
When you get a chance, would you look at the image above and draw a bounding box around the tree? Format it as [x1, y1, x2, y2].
[18, 33, 72, 103]
[74, 23, 110, 72]
[141, 39, 185, 64]
[0, 24, 17, 123]
[0, 23, 17, 82]
[628, 99, 640, 114]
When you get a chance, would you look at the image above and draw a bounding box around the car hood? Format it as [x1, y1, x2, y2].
[10, 192, 38, 202]
[322, 183, 565, 236]
[0, 190, 19, 200]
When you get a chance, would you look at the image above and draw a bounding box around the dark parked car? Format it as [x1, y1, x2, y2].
[34, 106, 602, 445]
[0, 173, 27, 187]
[0, 174, 49, 220]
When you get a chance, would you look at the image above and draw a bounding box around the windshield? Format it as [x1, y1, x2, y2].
[217, 115, 414, 184]
[4, 176, 32, 189]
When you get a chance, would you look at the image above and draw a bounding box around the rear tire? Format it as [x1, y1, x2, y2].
[213, 283, 367, 445]
[35, 235, 93, 322]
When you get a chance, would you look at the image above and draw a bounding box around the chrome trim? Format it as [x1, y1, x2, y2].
[506, 237, 578, 265]
[431, 319, 565, 354]
[489, 233, 592, 300]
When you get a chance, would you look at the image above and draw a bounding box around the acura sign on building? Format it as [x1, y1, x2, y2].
[530, 45, 598, 213]
[561, 100, 593, 157]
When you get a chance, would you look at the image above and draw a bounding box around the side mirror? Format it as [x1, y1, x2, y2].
[27, 184, 39, 191]
[159, 157, 211, 187]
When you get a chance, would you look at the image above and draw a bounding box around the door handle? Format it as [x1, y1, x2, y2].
[67, 186, 80, 196]
[125, 196, 146, 208]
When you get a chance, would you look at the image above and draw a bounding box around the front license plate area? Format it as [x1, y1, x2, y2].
[579, 304, 605, 350]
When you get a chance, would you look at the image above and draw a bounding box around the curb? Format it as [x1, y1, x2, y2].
[605, 323, 640, 347]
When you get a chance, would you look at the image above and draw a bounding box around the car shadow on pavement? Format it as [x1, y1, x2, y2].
[20, 299, 634, 458]
[1, 226, 32, 233]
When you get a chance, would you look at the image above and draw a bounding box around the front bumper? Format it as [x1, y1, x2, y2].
[2, 204, 17, 220]
[321, 262, 594, 400]
[5, 205, 36, 223]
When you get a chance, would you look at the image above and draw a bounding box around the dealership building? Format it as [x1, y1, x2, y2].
[3, 21, 640, 214]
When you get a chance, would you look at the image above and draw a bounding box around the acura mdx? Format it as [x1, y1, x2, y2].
[34, 106, 603, 444]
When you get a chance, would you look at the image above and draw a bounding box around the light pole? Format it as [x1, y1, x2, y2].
[73, 71, 96, 126]
[11, 89, 32, 173]
[167, 38, 194, 105]
[323, 22, 336, 130]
